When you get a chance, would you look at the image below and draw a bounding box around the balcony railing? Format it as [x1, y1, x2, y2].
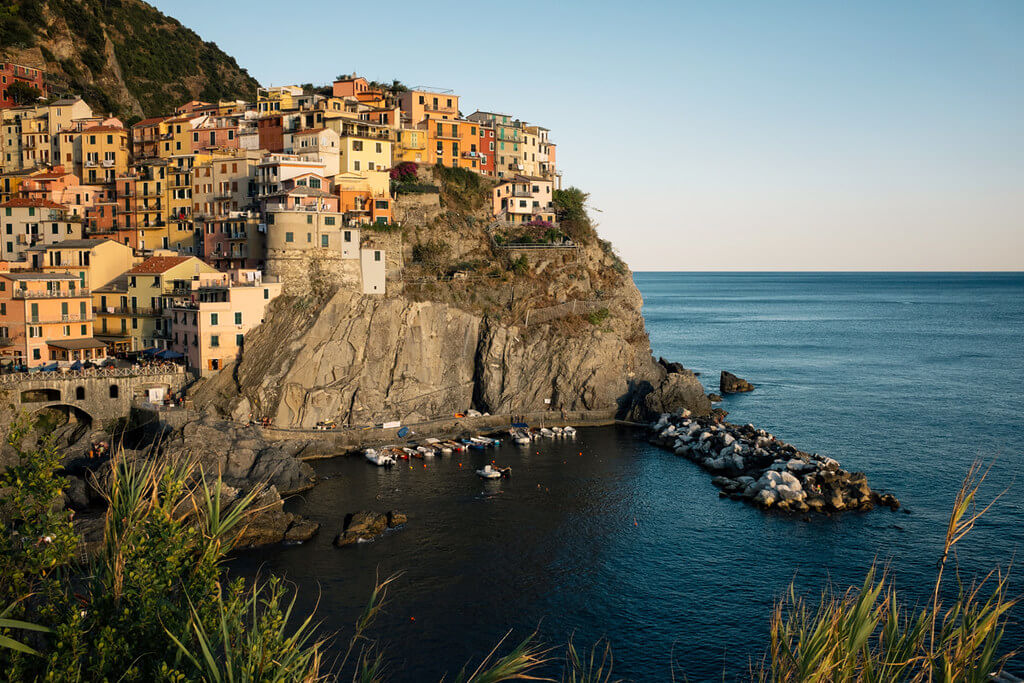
[15, 288, 90, 299]
[29, 314, 92, 325]
[93, 306, 161, 317]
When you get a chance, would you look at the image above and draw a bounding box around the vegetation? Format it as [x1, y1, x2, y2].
[510, 255, 529, 276]
[412, 239, 451, 273]
[586, 307, 610, 326]
[4, 80, 42, 105]
[553, 187, 598, 244]
[759, 460, 1015, 682]
[436, 165, 489, 210]
[1, 0, 259, 117]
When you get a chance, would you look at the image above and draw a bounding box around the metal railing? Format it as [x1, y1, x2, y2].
[14, 288, 91, 299]
[0, 364, 188, 386]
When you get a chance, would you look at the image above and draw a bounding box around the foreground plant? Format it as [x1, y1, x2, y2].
[759, 459, 1016, 682]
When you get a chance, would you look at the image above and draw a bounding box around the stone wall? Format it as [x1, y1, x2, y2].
[393, 192, 442, 226]
[0, 369, 189, 428]
[265, 250, 362, 297]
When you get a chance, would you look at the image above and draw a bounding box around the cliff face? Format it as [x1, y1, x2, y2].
[1, 0, 259, 118]
[192, 170, 708, 428]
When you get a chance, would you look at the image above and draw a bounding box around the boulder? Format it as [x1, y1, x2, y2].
[284, 520, 321, 544]
[720, 371, 755, 394]
[334, 510, 400, 547]
[708, 393, 723, 402]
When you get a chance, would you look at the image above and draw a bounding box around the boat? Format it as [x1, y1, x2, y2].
[562, 426, 577, 437]
[416, 445, 436, 457]
[441, 440, 466, 452]
[364, 449, 395, 467]
[509, 428, 532, 445]
[552, 426, 564, 436]
[476, 465, 502, 479]
[540, 428, 555, 438]
[404, 447, 422, 459]
[425, 437, 452, 454]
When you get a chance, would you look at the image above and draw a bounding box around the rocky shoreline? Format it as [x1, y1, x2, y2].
[648, 412, 899, 513]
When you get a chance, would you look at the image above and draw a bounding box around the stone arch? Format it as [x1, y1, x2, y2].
[32, 404, 93, 444]
[109, 384, 119, 398]
[75, 386, 86, 400]
[21, 388, 61, 403]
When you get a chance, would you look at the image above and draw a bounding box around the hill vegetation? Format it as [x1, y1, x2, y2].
[0, 0, 259, 120]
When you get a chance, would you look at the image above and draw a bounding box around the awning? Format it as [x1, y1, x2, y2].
[155, 349, 184, 359]
[69, 360, 83, 370]
[46, 338, 108, 351]
[40, 363, 59, 372]
[142, 347, 160, 356]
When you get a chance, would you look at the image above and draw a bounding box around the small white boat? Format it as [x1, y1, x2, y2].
[442, 440, 466, 452]
[364, 449, 395, 467]
[416, 445, 436, 457]
[540, 428, 555, 438]
[403, 447, 420, 459]
[476, 465, 502, 479]
[424, 437, 452, 454]
[562, 426, 577, 437]
[470, 436, 492, 446]
[552, 426, 564, 436]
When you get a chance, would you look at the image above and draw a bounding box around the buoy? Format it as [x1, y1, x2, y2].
[634, 518, 638, 526]
[410, 616, 416, 622]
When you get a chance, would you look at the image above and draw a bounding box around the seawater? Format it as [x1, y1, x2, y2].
[231, 272, 1024, 681]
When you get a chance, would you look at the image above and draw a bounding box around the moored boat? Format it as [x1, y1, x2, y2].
[476, 465, 501, 479]
[562, 426, 577, 437]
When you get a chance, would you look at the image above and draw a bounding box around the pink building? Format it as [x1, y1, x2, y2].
[166, 275, 282, 374]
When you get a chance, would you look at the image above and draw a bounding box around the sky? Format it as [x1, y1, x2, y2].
[153, 0, 1023, 271]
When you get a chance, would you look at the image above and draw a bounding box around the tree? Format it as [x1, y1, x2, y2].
[5, 81, 43, 105]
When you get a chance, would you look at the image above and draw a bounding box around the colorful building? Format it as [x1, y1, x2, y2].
[79, 124, 130, 185]
[0, 198, 83, 261]
[491, 175, 556, 223]
[0, 271, 105, 368]
[124, 255, 219, 350]
[0, 61, 46, 108]
[165, 274, 282, 374]
[399, 88, 460, 126]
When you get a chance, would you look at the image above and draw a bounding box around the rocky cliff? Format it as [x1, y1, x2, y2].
[192, 170, 709, 428]
[1, 0, 259, 118]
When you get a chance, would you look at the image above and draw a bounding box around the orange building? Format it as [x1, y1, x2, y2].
[0, 271, 106, 367]
[399, 88, 459, 126]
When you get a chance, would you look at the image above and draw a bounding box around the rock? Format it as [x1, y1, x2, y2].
[64, 475, 90, 510]
[755, 488, 777, 507]
[387, 510, 407, 527]
[233, 486, 295, 547]
[639, 370, 713, 419]
[720, 371, 754, 394]
[708, 393, 723, 402]
[334, 510, 394, 547]
[284, 520, 320, 544]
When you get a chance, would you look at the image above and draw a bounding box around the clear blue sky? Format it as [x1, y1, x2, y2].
[154, 0, 1023, 271]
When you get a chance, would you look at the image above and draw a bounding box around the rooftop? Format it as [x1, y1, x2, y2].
[0, 197, 66, 209]
[127, 256, 193, 274]
[46, 338, 107, 350]
[1, 272, 81, 281]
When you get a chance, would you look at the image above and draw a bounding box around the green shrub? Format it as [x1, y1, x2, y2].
[587, 307, 610, 326]
[511, 255, 529, 276]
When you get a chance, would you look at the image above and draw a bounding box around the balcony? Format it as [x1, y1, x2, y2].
[0, 337, 14, 347]
[15, 288, 90, 299]
[84, 160, 98, 168]
[462, 151, 479, 158]
[29, 314, 92, 325]
[101, 159, 115, 168]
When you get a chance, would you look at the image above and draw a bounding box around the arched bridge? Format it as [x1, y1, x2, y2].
[1, 367, 190, 426]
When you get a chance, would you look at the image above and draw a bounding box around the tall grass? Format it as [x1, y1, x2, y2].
[758, 459, 1016, 682]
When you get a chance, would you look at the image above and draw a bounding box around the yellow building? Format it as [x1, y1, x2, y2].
[25, 237, 138, 290]
[257, 85, 303, 114]
[79, 125, 129, 185]
[327, 119, 393, 173]
[393, 127, 428, 164]
[159, 115, 202, 158]
[166, 155, 197, 253]
[124, 255, 218, 350]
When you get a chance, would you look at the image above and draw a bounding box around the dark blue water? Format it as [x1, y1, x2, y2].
[233, 272, 1024, 680]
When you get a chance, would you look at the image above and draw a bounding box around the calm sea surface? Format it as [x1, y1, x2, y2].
[232, 272, 1024, 680]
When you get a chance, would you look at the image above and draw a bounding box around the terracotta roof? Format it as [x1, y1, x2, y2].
[46, 338, 107, 350]
[294, 128, 327, 135]
[127, 256, 193, 274]
[133, 117, 168, 128]
[0, 197, 66, 209]
[82, 125, 126, 133]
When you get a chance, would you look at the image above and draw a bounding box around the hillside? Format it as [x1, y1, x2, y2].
[0, 0, 259, 120]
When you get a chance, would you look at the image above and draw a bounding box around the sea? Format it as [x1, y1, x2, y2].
[231, 272, 1024, 681]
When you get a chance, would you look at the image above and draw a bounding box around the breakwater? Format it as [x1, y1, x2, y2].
[648, 412, 899, 513]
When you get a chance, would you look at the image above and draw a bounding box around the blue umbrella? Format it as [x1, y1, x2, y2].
[142, 347, 159, 356]
[69, 360, 83, 370]
[155, 349, 184, 359]
[41, 362, 59, 372]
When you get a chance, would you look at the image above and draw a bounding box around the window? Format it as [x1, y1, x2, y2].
[324, 216, 335, 225]
[306, 215, 312, 224]
[343, 230, 351, 242]
[353, 160, 360, 171]
[109, 385, 119, 398]
[321, 235, 329, 248]
[210, 313, 218, 325]
[285, 232, 293, 243]
[353, 140, 363, 151]
[33, 349, 41, 360]
[375, 142, 382, 153]
[234, 312, 242, 325]
[236, 333, 244, 346]
[210, 335, 219, 347]
[75, 386, 85, 400]
[263, 288, 269, 299]
[374, 251, 381, 261]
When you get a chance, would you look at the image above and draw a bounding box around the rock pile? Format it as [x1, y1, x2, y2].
[649, 413, 898, 513]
